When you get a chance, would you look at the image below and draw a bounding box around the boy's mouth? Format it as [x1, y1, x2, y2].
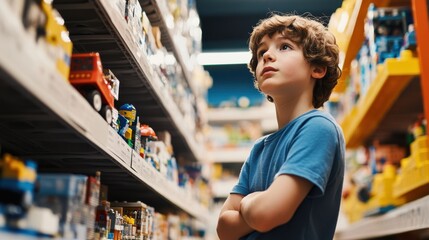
[261, 66, 277, 76]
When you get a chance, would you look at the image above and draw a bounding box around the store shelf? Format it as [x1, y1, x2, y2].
[208, 106, 276, 123]
[139, 0, 198, 95]
[208, 147, 251, 163]
[340, 51, 420, 148]
[53, 0, 204, 163]
[0, 231, 50, 240]
[208, 106, 277, 133]
[331, 0, 411, 92]
[0, 1, 208, 222]
[334, 0, 429, 239]
[206, 107, 276, 164]
[335, 195, 429, 239]
[211, 178, 238, 199]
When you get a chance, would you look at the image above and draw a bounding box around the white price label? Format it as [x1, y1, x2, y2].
[107, 127, 119, 152]
[119, 140, 132, 167]
[131, 150, 140, 172]
[140, 159, 151, 181]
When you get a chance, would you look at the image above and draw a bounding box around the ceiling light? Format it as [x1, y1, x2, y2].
[197, 51, 251, 65]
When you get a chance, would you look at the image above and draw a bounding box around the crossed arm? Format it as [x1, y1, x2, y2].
[216, 174, 313, 240]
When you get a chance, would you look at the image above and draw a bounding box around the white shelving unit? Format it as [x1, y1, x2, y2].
[207, 105, 276, 124]
[211, 178, 238, 199]
[93, 0, 205, 162]
[0, 0, 208, 223]
[208, 147, 251, 163]
[141, 0, 198, 95]
[207, 104, 275, 160]
[207, 105, 277, 163]
[53, 0, 204, 163]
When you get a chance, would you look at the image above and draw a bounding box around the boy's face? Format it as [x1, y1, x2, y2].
[255, 33, 314, 101]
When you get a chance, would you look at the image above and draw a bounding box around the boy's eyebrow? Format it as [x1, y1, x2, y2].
[257, 36, 294, 47]
[276, 35, 292, 42]
[256, 41, 267, 50]
[277, 35, 299, 47]
[255, 35, 284, 49]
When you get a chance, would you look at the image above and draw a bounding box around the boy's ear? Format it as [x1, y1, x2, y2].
[311, 66, 327, 79]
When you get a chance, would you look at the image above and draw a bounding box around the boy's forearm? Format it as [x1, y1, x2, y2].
[241, 175, 313, 232]
[217, 209, 254, 240]
[240, 192, 258, 229]
[240, 191, 271, 232]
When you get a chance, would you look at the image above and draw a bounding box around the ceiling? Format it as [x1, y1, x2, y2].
[195, 0, 343, 107]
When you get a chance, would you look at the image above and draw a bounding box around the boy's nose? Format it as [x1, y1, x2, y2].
[263, 49, 275, 62]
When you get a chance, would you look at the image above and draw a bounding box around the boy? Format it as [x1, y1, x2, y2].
[216, 14, 345, 240]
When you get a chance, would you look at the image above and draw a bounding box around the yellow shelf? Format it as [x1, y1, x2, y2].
[394, 163, 429, 201]
[394, 136, 429, 201]
[330, 0, 411, 93]
[340, 51, 420, 148]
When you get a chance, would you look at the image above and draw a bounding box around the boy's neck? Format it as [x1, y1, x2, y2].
[274, 94, 315, 129]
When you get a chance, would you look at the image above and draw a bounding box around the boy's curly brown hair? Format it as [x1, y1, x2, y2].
[248, 14, 342, 108]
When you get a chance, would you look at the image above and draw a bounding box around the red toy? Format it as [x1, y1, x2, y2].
[69, 52, 119, 124]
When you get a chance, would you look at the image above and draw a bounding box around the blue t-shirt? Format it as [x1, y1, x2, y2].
[231, 109, 345, 240]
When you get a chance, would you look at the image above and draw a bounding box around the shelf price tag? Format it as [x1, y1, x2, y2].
[107, 128, 131, 167]
[141, 158, 157, 186]
[131, 150, 144, 175]
[140, 159, 150, 180]
[107, 127, 120, 153]
[118, 139, 132, 167]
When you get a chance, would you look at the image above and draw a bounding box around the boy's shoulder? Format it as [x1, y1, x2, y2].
[253, 110, 341, 146]
[293, 109, 343, 139]
[301, 109, 338, 127]
[302, 110, 345, 143]
[254, 135, 268, 145]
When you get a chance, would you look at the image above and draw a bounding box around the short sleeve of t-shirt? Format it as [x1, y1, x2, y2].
[231, 137, 265, 196]
[276, 116, 339, 197]
[232, 160, 250, 196]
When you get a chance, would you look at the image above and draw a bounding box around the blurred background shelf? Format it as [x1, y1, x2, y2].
[207, 106, 276, 123]
[330, 0, 412, 93]
[141, 0, 198, 95]
[211, 178, 238, 199]
[335, 195, 429, 240]
[208, 147, 251, 163]
[208, 105, 277, 135]
[340, 51, 420, 148]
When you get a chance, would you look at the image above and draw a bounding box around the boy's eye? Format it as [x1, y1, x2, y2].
[257, 50, 266, 58]
[280, 44, 291, 51]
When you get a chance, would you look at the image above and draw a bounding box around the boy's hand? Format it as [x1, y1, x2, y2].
[217, 193, 254, 240]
